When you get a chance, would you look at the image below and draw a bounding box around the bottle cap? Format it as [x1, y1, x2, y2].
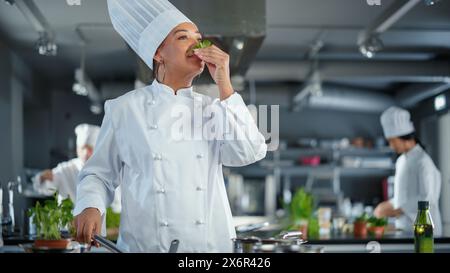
[418, 201, 429, 210]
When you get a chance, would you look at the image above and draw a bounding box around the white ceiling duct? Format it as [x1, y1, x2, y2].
[300, 85, 395, 113]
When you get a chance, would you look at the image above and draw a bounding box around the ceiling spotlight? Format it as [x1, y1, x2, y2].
[90, 103, 103, 115]
[233, 38, 245, 51]
[72, 82, 88, 96]
[434, 94, 446, 111]
[424, 0, 440, 6]
[359, 35, 384, 59]
[36, 32, 57, 56]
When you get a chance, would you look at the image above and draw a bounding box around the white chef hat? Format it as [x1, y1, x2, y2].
[380, 106, 415, 139]
[75, 124, 101, 148]
[107, 0, 193, 70]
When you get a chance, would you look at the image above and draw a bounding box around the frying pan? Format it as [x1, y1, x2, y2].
[92, 235, 180, 253]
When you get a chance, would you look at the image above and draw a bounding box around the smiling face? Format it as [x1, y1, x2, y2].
[153, 22, 205, 80]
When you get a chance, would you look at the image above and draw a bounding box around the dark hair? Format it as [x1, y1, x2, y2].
[152, 59, 158, 80]
[399, 133, 426, 150]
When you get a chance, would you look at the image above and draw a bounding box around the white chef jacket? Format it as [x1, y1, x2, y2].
[32, 158, 83, 201]
[391, 144, 442, 236]
[32, 158, 122, 213]
[74, 80, 267, 253]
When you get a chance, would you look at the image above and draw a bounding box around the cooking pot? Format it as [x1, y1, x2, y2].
[232, 231, 306, 253]
[255, 244, 324, 253]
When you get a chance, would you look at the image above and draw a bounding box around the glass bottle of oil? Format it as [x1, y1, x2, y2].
[414, 201, 434, 253]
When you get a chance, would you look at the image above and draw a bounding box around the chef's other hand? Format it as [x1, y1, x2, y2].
[374, 201, 402, 218]
[40, 169, 53, 182]
[74, 207, 101, 247]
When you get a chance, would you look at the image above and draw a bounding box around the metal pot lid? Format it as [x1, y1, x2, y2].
[232, 236, 261, 243]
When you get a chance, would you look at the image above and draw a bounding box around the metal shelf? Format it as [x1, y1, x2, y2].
[226, 164, 394, 178]
[337, 147, 394, 157]
[264, 147, 394, 160]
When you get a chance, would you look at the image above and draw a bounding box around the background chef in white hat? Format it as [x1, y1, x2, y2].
[32, 123, 101, 202]
[374, 106, 442, 236]
[32, 123, 122, 237]
[73, 0, 267, 252]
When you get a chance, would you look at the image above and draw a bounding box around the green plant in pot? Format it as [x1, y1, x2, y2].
[367, 216, 387, 238]
[28, 194, 75, 249]
[288, 188, 319, 240]
[353, 213, 369, 238]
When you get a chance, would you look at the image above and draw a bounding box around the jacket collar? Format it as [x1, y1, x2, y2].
[151, 80, 193, 99]
[73, 157, 84, 170]
[404, 144, 422, 160]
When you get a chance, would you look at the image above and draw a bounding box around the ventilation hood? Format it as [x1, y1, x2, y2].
[135, 0, 267, 85]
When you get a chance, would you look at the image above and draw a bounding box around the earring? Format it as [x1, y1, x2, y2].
[160, 60, 166, 83]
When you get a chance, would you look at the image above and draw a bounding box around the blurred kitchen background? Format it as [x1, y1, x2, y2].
[1, 0, 450, 238]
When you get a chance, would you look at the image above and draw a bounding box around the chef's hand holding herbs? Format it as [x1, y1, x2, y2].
[193, 41, 234, 101]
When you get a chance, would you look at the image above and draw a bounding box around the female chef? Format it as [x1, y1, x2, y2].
[73, 0, 267, 252]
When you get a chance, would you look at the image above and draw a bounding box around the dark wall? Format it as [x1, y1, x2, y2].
[0, 42, 31, 230]
[278, 107, 383, 142]
[24, 106, 52, 169]
[0, 43, 29, 185]
[24, 90, 103, 169]
[50, 91, 103, 166]
[0, 42, 12, 183]
[411, 90, 450, 165]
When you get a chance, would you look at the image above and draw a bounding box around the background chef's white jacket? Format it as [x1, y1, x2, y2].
[32, 158, 83, 201]
[391, 144, 442, 236]
[32, 158, 122, 213]
[74, 80, 267, 253]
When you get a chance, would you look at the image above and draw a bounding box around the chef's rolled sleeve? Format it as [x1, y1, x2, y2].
[31, 172, 55, 196]
[398, 198, 416, 222]
[418, 160, 441, 204]
[398, 160, 440, 221]
[74, 101, 122, 216]
[216, 93, 267, 167]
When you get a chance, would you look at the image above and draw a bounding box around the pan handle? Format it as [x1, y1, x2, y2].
[235, 222, 270, 233]
[93, 235, 122, 253]
[279, 231, 302, 240]
[168, 239, 179, 253]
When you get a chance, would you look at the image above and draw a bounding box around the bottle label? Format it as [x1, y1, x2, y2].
[415, 237, 434, 253]
[414, 223, 434, 253]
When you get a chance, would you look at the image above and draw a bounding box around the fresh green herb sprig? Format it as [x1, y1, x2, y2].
[28, 194, 74, 240]
[367, 216, 388, 227]
[187, 39, 213, 56]
[354, 212, 369, 223]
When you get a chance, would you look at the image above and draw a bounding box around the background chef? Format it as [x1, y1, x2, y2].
[32, 123, 121, 212]
[374, 106, 442, 236]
